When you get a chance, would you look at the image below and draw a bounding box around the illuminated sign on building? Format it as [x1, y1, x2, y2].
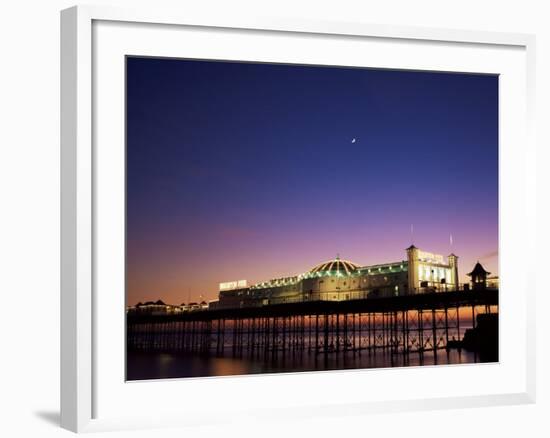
[219, 280, 248, 291]
[417, 250, 445, 264]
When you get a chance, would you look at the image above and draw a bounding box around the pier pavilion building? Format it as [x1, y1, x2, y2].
[216, 245, 460, 309]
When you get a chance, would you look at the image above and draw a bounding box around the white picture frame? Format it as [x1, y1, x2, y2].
[60, 4, 536, 433]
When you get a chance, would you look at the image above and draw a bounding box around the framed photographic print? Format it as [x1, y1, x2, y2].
[61, 5, 536, 433]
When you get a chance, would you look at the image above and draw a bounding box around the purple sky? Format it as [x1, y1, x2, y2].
[126, 58, 499, 305]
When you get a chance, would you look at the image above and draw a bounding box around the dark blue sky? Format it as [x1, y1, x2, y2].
[126, 57, 498, 304]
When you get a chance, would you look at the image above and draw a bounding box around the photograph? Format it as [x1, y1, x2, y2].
[125, 56, 499, 380]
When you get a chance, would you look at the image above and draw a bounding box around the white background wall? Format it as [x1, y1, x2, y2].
[0, 0, 548, 436]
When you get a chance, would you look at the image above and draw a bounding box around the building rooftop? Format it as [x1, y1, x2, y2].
[309, 257, 360, 275]
[467, 262, 491, 277]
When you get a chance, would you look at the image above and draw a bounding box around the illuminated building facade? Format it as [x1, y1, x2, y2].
[127, 299, 209, 314]
[127, 300, 180, 315]
[217, 245, 460, 308]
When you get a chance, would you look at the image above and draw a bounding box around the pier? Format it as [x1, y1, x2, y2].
[127, 289, 498, 361]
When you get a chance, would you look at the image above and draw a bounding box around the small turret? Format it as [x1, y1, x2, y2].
[467, 262, 490, 291]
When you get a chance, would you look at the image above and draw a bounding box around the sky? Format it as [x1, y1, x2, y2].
[126, 57, 499, 306]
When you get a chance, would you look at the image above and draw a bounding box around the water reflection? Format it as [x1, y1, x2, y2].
[127, 348, 477, 381]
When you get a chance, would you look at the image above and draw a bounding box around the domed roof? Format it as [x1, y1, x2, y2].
[309, 257, 360, 275]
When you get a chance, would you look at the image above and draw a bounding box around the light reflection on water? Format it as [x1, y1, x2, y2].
[127, 348, 479, 381]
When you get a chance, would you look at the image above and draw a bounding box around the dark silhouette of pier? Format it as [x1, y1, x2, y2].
[127, 289, 498, 361]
